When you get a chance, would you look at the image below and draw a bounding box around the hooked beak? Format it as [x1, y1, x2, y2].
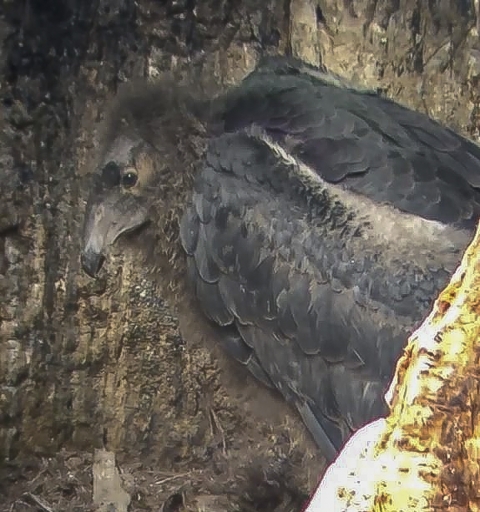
[81, 248, 105, 278]
[81, 199, 148, 278]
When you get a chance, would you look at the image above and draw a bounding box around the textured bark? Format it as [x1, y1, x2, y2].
[1, 0, 480, 510]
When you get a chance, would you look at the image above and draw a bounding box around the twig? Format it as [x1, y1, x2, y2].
[10, 499, 31, 512]
[28, 467, 50, 492]
[155, 472, 191, 485]
[23, 492, 55, 512]
[209, 408, 227, 455]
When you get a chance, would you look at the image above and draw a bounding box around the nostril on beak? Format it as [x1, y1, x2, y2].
[81, 250, 106, 278]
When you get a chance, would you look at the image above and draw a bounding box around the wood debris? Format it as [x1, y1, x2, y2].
[92, 449, 131, 512]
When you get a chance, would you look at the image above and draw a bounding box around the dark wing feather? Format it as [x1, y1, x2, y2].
[180, 131, 461, 458]
[221, 62, 480, 227]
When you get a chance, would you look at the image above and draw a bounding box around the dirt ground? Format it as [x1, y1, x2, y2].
[0, 445, 313, 512]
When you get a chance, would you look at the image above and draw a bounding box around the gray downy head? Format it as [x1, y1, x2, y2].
[81, 134, 158, 278]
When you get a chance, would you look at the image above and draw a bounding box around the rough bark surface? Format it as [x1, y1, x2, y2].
[0, 0, 479, 510]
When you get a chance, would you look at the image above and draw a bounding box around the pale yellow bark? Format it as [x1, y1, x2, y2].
[306, 222, 480, 512]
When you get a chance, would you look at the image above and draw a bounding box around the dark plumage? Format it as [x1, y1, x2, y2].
[80, 56, 480, 462]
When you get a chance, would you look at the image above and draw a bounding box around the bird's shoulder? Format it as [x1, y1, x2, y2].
[218, 60, 480, 227]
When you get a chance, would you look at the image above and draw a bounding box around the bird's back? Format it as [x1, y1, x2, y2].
[219, 56, 480, 228]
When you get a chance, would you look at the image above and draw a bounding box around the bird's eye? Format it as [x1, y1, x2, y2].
[121, 171, 138, 188]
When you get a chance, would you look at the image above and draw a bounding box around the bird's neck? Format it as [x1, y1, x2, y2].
[136, 138, 203, 305]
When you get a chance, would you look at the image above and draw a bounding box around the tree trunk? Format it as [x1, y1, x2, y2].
[1, 0, 479, 510]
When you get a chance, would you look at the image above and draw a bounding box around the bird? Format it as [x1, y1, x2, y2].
[80, 55, 480, 463]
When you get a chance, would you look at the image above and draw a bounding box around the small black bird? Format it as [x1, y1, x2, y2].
[81, 56, 480, 462]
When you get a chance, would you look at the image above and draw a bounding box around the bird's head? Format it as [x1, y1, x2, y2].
[81, 132, 160, 278]
[80, 77, 211, 279]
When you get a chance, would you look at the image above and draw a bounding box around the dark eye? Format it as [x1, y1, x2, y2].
[101, 161, 121, 187]
[121, 171, 138, 188]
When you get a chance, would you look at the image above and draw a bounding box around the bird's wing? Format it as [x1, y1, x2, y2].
[221, 64, 480, 228]
[180, 131, 455, 459]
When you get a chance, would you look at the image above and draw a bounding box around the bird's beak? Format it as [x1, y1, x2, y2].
[81, 202, 114, 278]
[81, 215, 107, 278]
[81, 198, 148, 278]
